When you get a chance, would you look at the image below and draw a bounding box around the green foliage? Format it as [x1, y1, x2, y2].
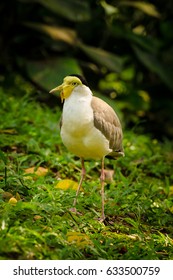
[1, 0, 173, 138]
[0, 79, 173, 260]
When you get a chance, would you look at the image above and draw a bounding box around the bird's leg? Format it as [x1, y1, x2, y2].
[100, 157, 105, 221]
[71, 158, 85, 213]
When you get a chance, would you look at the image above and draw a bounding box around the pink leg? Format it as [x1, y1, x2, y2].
[72, 158, 85, 211]
[100, 157, 105, 221]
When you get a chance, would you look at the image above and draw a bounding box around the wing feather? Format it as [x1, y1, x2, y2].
[91, 96, 124, 158]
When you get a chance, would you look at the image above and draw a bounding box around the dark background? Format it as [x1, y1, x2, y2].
[1, 0, 173, 139]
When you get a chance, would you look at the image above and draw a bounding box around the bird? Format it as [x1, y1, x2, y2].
[50, 74, 124, 221]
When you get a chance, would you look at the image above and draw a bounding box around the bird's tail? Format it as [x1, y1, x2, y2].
[107, 149, 125, 159]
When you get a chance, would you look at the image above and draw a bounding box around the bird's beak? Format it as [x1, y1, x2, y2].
[49, 84, 63, 94]
[50, 77, 77, 102]
[49, 83, 65, 103]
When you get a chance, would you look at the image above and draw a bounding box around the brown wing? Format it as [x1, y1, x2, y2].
[91, 96, 124, 158]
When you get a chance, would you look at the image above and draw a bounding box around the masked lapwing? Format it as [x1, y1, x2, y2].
[50, 74, 124, 221]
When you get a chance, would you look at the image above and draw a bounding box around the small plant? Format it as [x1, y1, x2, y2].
[0, 80, 173, 260]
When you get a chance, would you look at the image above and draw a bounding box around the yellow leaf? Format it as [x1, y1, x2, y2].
[16, 192, 21, 201]
[67, 231, 92, 248]
[169, 186, 173, 196]
[121, 1, 160, 18]
[55, 179, 79, 191]
[0, 129, 17, 134]
[8, 197, 17, 205]
[25, 23, 77, 45]
[24, 166, 48, 179]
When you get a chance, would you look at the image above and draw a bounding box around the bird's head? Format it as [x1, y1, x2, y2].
[49, 75, 87, 102]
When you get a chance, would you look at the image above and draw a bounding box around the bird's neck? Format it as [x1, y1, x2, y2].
[64, 85, 92, 103]
[62, 85, 93, 130]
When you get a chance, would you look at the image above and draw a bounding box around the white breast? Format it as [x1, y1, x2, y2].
[60, 86, 111, 159]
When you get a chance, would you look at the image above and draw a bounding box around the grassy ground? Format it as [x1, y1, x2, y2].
[0, 80, 173, 260]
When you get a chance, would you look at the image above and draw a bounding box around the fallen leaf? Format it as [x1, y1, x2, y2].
[55, 179, 79, 191]
[24, 166, 48, 179]
[34, 215, 42, 221]
[66, 231, 92, 248]
[0, 129, 17, 134]
[8, 197, 17, 205]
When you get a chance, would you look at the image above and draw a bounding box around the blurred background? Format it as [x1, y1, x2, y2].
[1, 0, 173, 139]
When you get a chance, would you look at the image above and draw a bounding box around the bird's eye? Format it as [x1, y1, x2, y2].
[72, 82, 77, 86]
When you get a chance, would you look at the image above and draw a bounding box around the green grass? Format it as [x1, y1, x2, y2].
[0, 80, 173, 260]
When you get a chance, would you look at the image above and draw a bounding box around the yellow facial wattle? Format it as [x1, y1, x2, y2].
[60, 85, 74, 102]
[49, 76, 82, 102]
